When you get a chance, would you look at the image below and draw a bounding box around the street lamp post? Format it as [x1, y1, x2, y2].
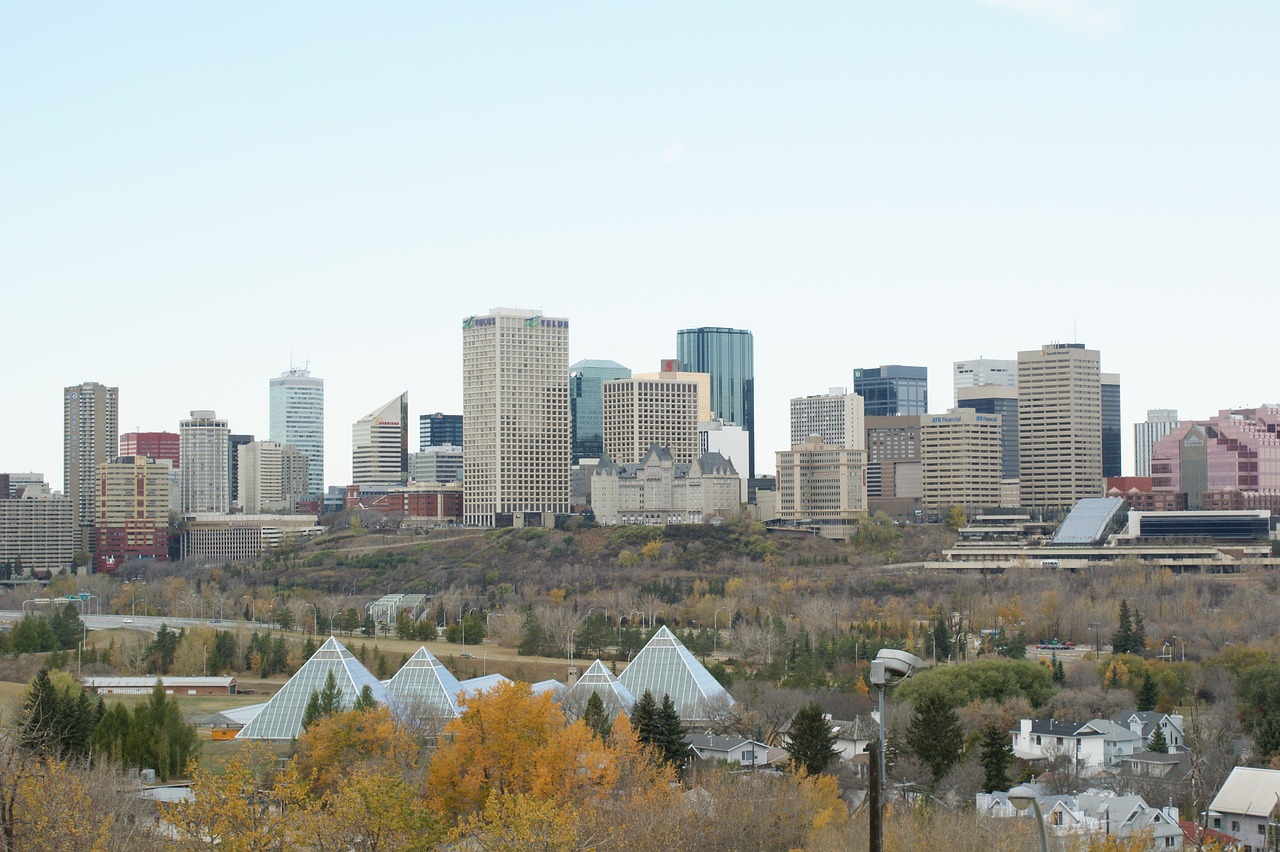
[132, 598, 146, 617]
[868, 649, 927, 852]
[1088, 622, 1101, 658]
[1172, 635, 1185, 662]
[1007, 785, 1050, 852]
[304, 603, 318, 635]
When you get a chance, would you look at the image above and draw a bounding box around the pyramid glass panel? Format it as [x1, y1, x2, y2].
[384, 646, 463, 719]
[618, 626, 734, 720]
[238, 636, 395, 740]
[564, 659, 635, 719]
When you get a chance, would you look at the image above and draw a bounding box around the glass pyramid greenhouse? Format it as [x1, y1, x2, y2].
[618, 626, 734, 720]
[384, 646, 463, 719]
[564, 659, 635, 719]
[237, 636, 395, 740]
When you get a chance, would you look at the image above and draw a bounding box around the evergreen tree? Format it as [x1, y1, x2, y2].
[1112, 600, 1133, 655]
[1131, 610, 1146, 657]
[1051, 652, 1066, 684]
[931, 616, 952, 661]
[784, 701, 839, 776]
[582, 692, 612, 740]
[361, 612, 376, 637]
[125, 684, 200, 781]
[48, 601, 86, 650]
[19, 669, 103, 759]
[520, 613, 546, 657]
[979, 723, 1012, 793]
[353, 684, 377, 712]
[1137, 676, 1159, 712]
[653, 694, 687, 767]
[301, 670, 345, 730]
[904, 691, 965, 789]
[630, 689, 659, 746]
[151, 624, 179, 673]
[1148, 725, 1168, 753]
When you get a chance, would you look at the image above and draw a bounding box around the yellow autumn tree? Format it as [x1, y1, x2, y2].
[292, 705, 422, 796]
[292, 768, 442, 852]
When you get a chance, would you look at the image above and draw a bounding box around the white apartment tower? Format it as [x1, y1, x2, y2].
[269, 367, 324, 497]
[1134, 410, 1180, 478]
[1017, 343, 1103, 510]
[462, 308, 570, 527]
[352, 393, 409, 487]
[789, 387, 866, 450]
[238, 441, 310, 514]
[602, 377, 702, 465]
[180, 410, 230, 514]
[63, 381, 119, 551]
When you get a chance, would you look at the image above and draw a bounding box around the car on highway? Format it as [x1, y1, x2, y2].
[460, 653, 475, 659]
[122, 618, 134, 624]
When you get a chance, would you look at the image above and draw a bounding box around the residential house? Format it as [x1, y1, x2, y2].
[1208, 766, 1280, 851]
[1115, 711, 1185, 752]
[978, 788, 1182, 848]
[1012, 718, 1143, 768]
[686, 734, 771, 769]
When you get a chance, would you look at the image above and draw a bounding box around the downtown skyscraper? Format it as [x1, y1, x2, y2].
[676, 327, 755, 479]
[463, 308, 570, 527]
[63, 381, 119, 551]
[1017, 343, 1103, 511]
[269, 367, 324, 497]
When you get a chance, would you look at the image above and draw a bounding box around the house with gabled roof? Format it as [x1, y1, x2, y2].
[1208, 766, 1280, 849]
[685, 733, 770, 768]
[618, 625, 735, 721]
[1011, 718, 1142, 768]
[978, 788, 1182, 847]
[1114, 710, 1185, 752]
[237, 636, 395, 740]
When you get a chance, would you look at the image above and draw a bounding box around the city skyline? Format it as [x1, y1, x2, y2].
[4, 3, 1276, 488]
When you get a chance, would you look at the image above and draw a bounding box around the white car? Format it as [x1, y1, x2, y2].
[122, 618, 134, 624]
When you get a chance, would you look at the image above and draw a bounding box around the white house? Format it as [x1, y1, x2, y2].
[1208, 766, 1280, 850]
[978, 788, 1182, 848]
[1012, 718, 1142, 768]
[685, 734, 770, 768]
[1114, 711, 1185, 752]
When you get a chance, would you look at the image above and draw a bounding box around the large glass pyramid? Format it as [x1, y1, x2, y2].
[384, 646, 463, 720]
[563, 659, 635, 720]
[237, 636, 395, 740]
[618, 626, 734, 720]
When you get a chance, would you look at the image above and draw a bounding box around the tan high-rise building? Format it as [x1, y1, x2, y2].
[602, 377, 702, 465]
[790, 387, 865, 450]
[239, 441, 309, 514]
[352, 393, 409, 487]
[775, 436, 867, 538]
[462, 308, 570, 527]
[94, 455, 171, 571]
[1018, 343, 1103, 510]
[631, 370, 712, 422]
[0, 488, 75, 574]
[921, 408, 1003, 511]
[64, 381, 119, 551]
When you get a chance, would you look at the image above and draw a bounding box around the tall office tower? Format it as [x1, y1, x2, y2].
[462, 308, 570, 527]
[853, 365, 928, 417]
[1134, 409, 1179, 477]
[865, 415, 924, 519]
[238, 441, 309, 514]
[352, 393, 409, 487]
[411, 445, 464, 484]
[119, 432, 180, 469]
[790, 388, 866, 450]
[1102, 373, 1122, 478]
[775, 436, 867, 538]
[956, 386, 1019, 481]
[1017, 343, 1103, 511]
[921, 409, 1003, 511]
[3, 473, 45, 499]
[418, 412, 463, 452]
[602, 376, 701, 465]
[569, 360, 631, 462]
[228, 434, 253, 506]
[180, 411, 231, 514]
[953, 359, 1017, 393]
[676, 327, 755, 479]
[94, 455, 171, 572]
[63, 381, 119, 551]
[269, 367, 325, 497]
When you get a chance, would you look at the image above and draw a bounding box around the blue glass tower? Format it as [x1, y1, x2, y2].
[676, 327, 754, 479]
[569, 359, 631, 463]
[853, 365, 928, 417]
[419, 412, 463, 451]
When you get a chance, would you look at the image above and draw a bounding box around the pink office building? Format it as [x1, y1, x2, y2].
[1150, 406, 1280, 509]
[119, 431, 181, 469]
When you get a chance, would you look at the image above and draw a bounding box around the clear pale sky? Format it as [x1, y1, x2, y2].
[2, 1, 1276, 489]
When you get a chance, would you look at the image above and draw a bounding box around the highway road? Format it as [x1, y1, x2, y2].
[0, 610, 253, 634]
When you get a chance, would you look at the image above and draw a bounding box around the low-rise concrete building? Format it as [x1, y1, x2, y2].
[84, 676, 237, 695]
[180, 514, 322, 562]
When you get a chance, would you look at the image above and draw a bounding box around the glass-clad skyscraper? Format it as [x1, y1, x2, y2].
[269, 367, 325, 497]
[569, 360, 631, 463]
[676, 327, 754, 479]
[853, 365, 928, 417]
[419, 412, 463, 451]
[1102, 373, 1122, 478]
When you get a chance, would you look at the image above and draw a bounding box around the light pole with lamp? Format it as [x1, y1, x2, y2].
[1088, 622, 1101, 659]
[304, 603, 318, 636]
[868, 649, 927, 852]
[132, 598, 146, 617]
[1172, 635, 1185, 662]
[1007, 785, 1050, 852]
[714, 607, 731, 656]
